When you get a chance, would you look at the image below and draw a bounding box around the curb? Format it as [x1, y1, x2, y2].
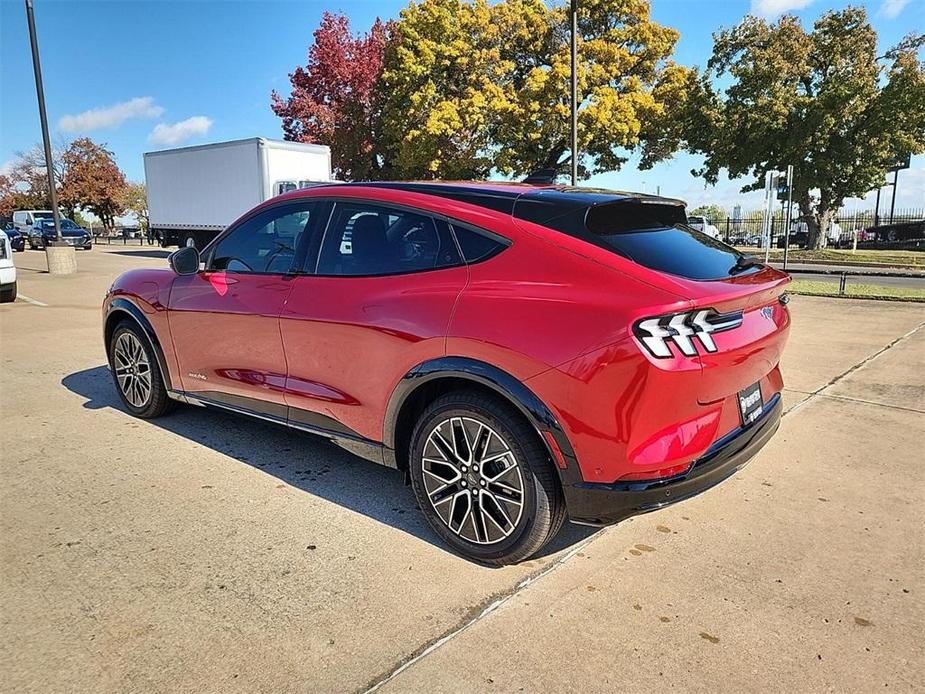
[781, 267, 925, 279]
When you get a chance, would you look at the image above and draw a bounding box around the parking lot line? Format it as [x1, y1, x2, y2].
[16, 294, 49, 307]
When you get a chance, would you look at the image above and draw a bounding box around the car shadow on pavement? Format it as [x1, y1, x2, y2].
[62, 366, 598, 563]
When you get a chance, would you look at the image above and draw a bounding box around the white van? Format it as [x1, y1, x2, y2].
[12, 210, 54, 235]
[0, 232, 16, 302]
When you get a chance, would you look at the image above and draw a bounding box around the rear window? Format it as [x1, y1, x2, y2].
[584, 201, 751, 281]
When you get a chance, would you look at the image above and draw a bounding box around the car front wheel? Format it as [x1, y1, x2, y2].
[108, 321, 174, 418]
[409, 390, 566, 565]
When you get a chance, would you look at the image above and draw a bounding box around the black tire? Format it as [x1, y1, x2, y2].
[107, 320, 174, 418]
[409, 390, 566, 565]
[0, 282, 15, 303]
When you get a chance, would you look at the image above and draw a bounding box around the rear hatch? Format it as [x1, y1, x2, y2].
[513, 193, 791, 403]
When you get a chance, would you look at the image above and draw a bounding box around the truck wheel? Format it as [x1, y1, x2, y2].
[184, 235, 197, 249]
[108, 321, 174, 418]
[409, 390, 566, 566]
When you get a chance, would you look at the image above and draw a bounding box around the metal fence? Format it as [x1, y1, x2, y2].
[90, 227, 151, 246]
[711, 211, 925, 249]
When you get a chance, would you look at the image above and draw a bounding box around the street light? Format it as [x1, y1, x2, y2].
[25, 0, 75, 275]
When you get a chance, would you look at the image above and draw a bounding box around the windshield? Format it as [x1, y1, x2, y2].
[40, 219, 81, 230]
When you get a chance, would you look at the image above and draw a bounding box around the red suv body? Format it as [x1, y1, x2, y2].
[104, 182, 790, 564]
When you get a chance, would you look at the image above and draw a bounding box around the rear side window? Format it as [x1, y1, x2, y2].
[584, 201, 750, 281]
[451, 224, 508, 263]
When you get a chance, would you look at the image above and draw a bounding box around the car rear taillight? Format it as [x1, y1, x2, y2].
[634, 309, 743, 358]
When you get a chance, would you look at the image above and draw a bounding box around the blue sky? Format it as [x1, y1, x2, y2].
[1, 0, 922, 214]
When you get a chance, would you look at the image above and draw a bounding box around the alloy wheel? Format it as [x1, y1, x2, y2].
[422, 416, 525, 545]
[113, 331, 152, 408]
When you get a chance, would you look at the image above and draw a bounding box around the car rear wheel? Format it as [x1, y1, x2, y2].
[409, 390, 566, 565]
[108, 321, 173, 418]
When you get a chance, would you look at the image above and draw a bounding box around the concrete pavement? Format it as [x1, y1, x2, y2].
[1, 246, 923, 693]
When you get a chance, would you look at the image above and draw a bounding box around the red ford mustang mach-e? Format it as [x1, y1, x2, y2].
[103, 182, 790, 564]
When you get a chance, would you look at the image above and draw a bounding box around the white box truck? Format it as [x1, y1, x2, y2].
[145, 137, 332, 248]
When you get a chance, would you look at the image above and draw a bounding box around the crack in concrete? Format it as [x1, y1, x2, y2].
[359, 529, 605, 693]
[816, 392, 925, 415]
[361, 320, 924, 693]
[785, 321, 924, 418]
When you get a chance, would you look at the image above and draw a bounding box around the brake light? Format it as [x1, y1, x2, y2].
[634, 309, 743, 358]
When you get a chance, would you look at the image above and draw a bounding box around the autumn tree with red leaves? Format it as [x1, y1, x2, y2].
[271, 12, 391, 181]
[60, 138, 127, 233]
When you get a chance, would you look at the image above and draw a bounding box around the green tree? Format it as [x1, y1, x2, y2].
[71, 210, 91, 229]
[689, 204, 728, 222]
[679, 9, 925, 249]
[381, 0, 694, 179]
[381, 0, 501, 178]
[121, 182, 148, 230]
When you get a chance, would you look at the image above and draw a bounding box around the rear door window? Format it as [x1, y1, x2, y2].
[315, 203, 461, 276]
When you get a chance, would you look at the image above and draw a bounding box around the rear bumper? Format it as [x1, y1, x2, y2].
[564, 393, 782, 526]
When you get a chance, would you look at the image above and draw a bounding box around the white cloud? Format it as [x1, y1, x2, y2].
[58, 97, 164, 133]
[750, 0, 814, 18]
[879, 0, 911, 19]
[843, 168, 925, 212]
[148, 116, 213, 147]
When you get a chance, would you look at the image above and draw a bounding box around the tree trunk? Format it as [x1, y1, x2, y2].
[542, 143, 567, 172]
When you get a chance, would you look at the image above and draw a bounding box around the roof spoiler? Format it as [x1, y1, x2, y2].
[522, 168, 560, 185]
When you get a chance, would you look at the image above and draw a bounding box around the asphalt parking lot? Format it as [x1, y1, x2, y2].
[1, 245, 923, 693]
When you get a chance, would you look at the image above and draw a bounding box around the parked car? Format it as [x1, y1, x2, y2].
[730, 232, 762, 247]
[777, 221, 842, 248]
[27, 218, 92, 250]
[0, 232, 16, 302]
[687, 215, 721, 239]
[3, 223, 25, 252]
[103, 182, 791, 564]
[12, 209, 54, 235]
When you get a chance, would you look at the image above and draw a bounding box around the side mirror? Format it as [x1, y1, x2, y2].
[169, 245, 200, 275]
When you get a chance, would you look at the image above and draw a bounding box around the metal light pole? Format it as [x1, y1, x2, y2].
[782, 165, 793, 272]
[25, 0, 62, 244]
[888, 168, 899, 225]
[874, 186, 881, 228]
[762, 170, 774, 264]
[569, 0, 578, 186]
